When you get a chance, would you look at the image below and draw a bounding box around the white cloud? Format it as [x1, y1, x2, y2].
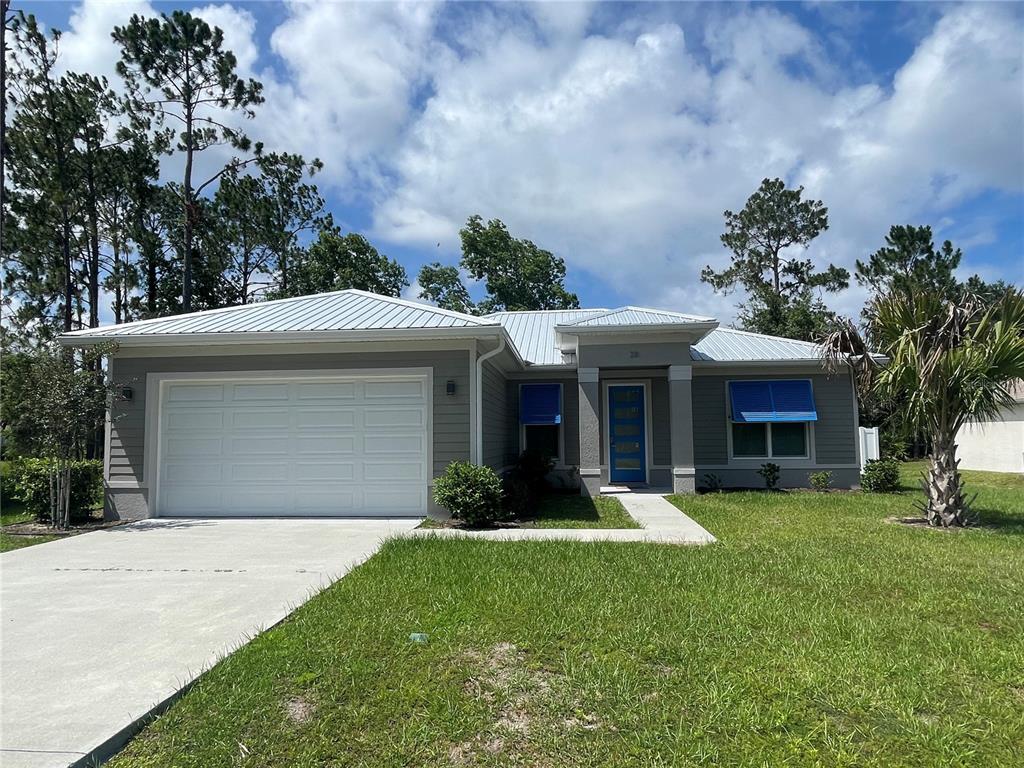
[369, 3, 1023, 320]
[36, 1, 1024, 322]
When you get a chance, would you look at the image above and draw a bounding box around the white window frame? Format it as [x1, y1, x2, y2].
[725, 378, 815, 462]
[518, 382, 565, 466]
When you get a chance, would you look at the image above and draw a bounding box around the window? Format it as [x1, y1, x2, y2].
[729, 422, 808, 459]
[520, 383, 563, 462]
[727, 380, 813, 460]
[524, 424, 560, 460]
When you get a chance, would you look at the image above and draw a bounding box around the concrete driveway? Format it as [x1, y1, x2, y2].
[0, 518, 418, 768]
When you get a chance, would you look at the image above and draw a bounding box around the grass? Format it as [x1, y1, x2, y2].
[420, 493, 638, 529]
[110, 463, 1024, 767]
[1, 498, 61, 552]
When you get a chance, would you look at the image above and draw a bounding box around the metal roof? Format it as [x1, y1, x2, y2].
[62, 288, 828, 366]
[62, 289, 496, 339]
[485, 309, 608, 366]
[691, 328, 822, 362]
[559, 306, 714, 327]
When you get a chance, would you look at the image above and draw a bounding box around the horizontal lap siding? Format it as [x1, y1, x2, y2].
[692, 372, 856, 466]
[692, 377, 728, 464]
[811, 373, 857, 464]
[481, 361, 514, 470]
[109, 350, 471, 485]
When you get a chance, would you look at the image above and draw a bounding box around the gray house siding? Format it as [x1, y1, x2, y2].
[481, 361, 515, 470]
[107, 349, 471, 518]
[691, 371, 859, 488]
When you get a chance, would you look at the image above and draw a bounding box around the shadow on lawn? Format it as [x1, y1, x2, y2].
[972, 508, 1024, 536]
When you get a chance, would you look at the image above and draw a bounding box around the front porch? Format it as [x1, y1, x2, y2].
[576, 364, 696, 496]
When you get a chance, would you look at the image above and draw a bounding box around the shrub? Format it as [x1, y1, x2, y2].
[433, 461, 504, 527]
[758, 462, 781, 491]
[861, 458, 901, 493]
[809, 470, 833, 492]
[515, 449, 555, 494]
[501, 471, 534, 520]
[700, 473, 723, 493]
[8, 458, 103, 522]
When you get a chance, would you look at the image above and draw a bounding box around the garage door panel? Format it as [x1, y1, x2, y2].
[296, 409, 355, 428]
[162, 486, 224, 514]
[167, 384, 224, 403]
[365, 380, 425, 399]
[229, 463, 290, 482]
[295, 435, 356, 454]
[364, 408, 425, 428]
[297, 382, 357, 400]
[295, 462, 356, 482]
[364, 434, 425, 454]
[232, 383, 290, 401]
[363, 461, 424, 481]
[231, 409, 290, 429]
[159, 375, 429, 517]
[363, 488, 426, 514]
[295, 490, 356, 514]
[163, 462, 223, 483]
[166, 411, 222, 430]
[230, 438, 292, 456]
[166, 436, 222, 457]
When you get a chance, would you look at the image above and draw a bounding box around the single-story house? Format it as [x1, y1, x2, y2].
[60, 289, 864, 519]
[955, 381, 1024, 474]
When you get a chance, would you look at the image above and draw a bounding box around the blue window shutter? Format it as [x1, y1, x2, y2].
[520, 384, 562, 425]
[729, 381, 774, 422]
[769, 380, 817, 421]
[729, 380, 817, 422]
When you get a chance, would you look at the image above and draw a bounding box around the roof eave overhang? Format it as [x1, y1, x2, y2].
[58, 325, 507, 349]
[691, 358, 828, 367]
[554, 321, 719, 336]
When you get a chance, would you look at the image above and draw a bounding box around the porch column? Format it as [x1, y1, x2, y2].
[669, 365, 696, 494]
[578, 367, 601, 496]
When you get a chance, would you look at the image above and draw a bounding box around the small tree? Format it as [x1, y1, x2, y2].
[702, 178, 848, 341]
[822, 288, 1024, 526]
[286, 230, 408, 298]
[1, 343, 116, 528]
[416, 215, 579, 315]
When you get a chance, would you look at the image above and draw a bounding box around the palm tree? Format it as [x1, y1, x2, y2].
[822, 287, 1024, 527]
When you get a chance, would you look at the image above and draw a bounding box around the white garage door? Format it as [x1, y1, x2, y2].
[156, 373, 430, 517]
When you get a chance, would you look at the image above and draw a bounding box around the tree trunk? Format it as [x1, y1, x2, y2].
[182, 105, 194, 312]
[0, 0, 10, 220]
[920, 437, 971, 527]
[61, 208, 73, 333]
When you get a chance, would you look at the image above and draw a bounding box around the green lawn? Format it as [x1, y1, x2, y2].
[110, 464, 1023, 767]
[420, 493, 639, 529]
[0, 496, 57, 552]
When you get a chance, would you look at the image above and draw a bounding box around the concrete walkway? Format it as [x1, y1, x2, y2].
[408, 490, 715, 544]
[0, 518, 417, 768]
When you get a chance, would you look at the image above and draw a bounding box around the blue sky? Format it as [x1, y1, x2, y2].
[23, 1, 1024, 321]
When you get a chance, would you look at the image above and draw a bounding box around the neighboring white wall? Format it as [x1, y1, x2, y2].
[859, 427, 880, 468]
[956, 403, 1024, 474]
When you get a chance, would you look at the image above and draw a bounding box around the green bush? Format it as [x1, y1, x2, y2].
[861, 458, 901, 493]
[7, 459, 103, 522]
[758, 462, 781, 491]
[700, 473, 723, 493]
[809, 470, 833, 492]
[516, 449, 555, 493]
[433, 461, 504, 527]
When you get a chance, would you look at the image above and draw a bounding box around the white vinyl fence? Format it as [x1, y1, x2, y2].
[858, 426, 880, 469]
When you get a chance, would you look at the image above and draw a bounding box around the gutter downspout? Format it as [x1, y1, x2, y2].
[474, 335, 506, 465]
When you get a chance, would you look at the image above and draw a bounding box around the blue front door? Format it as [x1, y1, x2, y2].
[608, 385, 646, 483]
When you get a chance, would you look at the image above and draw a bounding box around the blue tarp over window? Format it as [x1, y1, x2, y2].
[520, 384, 561, 425]
[729, 380, 817, 422]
